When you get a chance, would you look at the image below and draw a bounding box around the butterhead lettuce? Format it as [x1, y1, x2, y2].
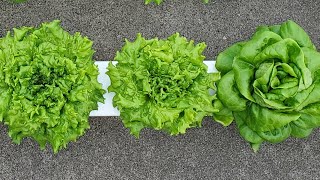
[0, 20, 105, 153]
[214, 20, 320, 152]
[107, 33, 219, 137]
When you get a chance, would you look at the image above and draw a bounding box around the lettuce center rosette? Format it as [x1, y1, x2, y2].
[214, 20, 320, 152]
[107, 33, 219, 137]
[0, 20, 105, 153]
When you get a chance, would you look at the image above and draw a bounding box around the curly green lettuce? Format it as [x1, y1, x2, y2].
[0, 20, 105, 153]
[145, 0, 209, 5]
[107, 33, 219, 137]
[214, 20, 320, 152]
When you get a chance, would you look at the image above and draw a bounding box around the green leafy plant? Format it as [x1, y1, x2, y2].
[107, 33, 219, 137]
[145, 0, 209, 5]
[214, 20, 320, 152]
[0, 20, 105, 153]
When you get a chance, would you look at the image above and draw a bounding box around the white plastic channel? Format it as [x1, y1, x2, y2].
[89, 61, 217, 116]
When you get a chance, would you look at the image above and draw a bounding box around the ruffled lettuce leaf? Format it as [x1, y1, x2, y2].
[107, 33, 219, 137]
[0, 20, 105, 153]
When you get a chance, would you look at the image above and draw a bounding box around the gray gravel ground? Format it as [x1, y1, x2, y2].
[1, 0, 320, 179]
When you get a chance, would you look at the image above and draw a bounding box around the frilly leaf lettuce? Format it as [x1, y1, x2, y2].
[0, 20, 105, 153]
[214, 20, 320, 152]
[107, 33, 219, 137]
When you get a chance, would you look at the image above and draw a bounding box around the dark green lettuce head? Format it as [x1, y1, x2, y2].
[107, 33, 219, 137]
[214, 20, 320, 152]
[0, 20, 105, 153]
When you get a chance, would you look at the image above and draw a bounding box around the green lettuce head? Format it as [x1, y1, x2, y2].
[0, 20, 105, 153]
[214, 20, 320, 152]
[107, 33, 219, 137]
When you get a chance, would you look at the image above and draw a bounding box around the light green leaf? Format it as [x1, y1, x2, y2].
[246, 103, 300, 132]
[280, 20, 316, 49]
[212, 99, 234, 126]
[233, 57, 255, 102]
[256, 125, 291, 143]
[239, 31, 282, 63]
[215, 42, 246, 75]
[234, 111, 263, 146]
[216, 71, 247, 111]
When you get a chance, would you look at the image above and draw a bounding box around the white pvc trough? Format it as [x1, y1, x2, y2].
[89, 61, 217, 116]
